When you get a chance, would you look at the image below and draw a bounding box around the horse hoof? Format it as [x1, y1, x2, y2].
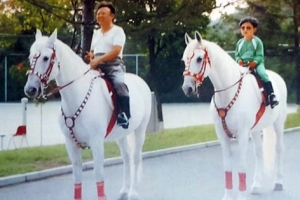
[274, 183, 283, 191]
[251, 186, 262, 195]
[118, 193, 128, 200]
[221, 196, 234, 200]
[128, 194, 139, 200]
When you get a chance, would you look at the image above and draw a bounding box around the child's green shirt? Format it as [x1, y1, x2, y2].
[235, 36, 264, 64]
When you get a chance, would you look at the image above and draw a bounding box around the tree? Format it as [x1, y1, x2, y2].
[211, 0, 300, 104]
[242, 0, 300, 104]
[0, 0, 77, 101]
[0, 0, 216, 116]
[112, 0, 215, 121]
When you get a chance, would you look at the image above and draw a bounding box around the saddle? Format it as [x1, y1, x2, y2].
[100, 75, 120, 137]
[250, 69, 268, 105]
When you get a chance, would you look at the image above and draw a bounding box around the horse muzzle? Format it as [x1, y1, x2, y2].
[24, 85, 42, 98]
[182, 85, 195, 97]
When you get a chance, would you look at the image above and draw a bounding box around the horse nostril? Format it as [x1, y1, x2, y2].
[27, 87, 37, 96]
[188, 87, 193, 94]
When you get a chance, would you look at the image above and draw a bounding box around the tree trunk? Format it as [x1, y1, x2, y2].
[292, 1, 300, 104]
[81, 0, 95, 61]
[148, 35, 164, 122]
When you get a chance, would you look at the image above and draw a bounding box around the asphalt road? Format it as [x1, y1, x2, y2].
[1, 131, 299, 200]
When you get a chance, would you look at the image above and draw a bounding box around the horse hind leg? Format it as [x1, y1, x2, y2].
[116, 136, 132, 200]
[273, 118, 285, 191]
[90, 136, 106, 200]
[118, 124, 147, 200]
[117, 126, 145, 200]
[128, 125, 147, 200]
[249, 131, 264, 194]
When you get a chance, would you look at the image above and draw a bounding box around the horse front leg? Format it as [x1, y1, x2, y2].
[236, 131, 250, 200]
[65, 138, 83, 200]
[90, 136, 106, 200]
[250, 131, 264, 194]
[216, 128, 234, 200]
[221, 141, 234, 200]
[129, 127, 146, 200]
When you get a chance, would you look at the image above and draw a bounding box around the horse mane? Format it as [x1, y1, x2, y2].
[30, 36, 89, 72]
[202, 39, 238, 69]
[55, 39, 89, 70]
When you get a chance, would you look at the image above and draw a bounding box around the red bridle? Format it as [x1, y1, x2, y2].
[26, 47, 59, 88]
[183, 47, 211, 85]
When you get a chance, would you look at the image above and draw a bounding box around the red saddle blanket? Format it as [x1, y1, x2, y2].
[250, 70, 267, 129]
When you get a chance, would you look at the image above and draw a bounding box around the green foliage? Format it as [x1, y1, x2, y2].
[0, 0, 299, 104]
[8, 63, 30, 100]
[0, 0, 82, 102]
[0, 53, 30, 101]
[0, 0, 72, 49]
[113, 0, 215, 102]
[207, 0, 300, 103]
[0, 0, 217, 103]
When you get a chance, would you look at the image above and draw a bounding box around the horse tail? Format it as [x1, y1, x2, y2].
[126, 131, 144, 182]
[262, 125, 276, 187]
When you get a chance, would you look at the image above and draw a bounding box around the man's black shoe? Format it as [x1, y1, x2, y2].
[117, 112, 129, 129]
[269, 94, 279, 109]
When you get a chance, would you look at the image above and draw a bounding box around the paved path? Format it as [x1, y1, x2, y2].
[1, 130, 299, 200]
[0, 101, 298, 150]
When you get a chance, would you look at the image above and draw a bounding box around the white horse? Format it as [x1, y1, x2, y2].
[182, 31, 287, 200]
[24, 29, 152, 200]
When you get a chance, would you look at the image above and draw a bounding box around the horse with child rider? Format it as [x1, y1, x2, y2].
[182, 22, 287, 200]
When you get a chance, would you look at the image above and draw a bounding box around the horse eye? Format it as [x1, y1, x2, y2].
[43, 56, 49, 61]
[197, 57, 202, 63]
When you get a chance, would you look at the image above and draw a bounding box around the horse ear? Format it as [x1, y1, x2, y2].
[185, 33, 192, 45]
[195, 31, 202, 44]
[48, 29, 57, 46]
[35, 29, 42, 40]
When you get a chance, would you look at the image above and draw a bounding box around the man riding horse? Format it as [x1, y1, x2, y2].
[87, 1, 130, 129]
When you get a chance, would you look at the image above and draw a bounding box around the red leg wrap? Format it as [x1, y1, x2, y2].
[97, 181, 106, 200]
[239, 172, 246, 191]
[74, 183, 82, 200]
[225, 171, 233, 190]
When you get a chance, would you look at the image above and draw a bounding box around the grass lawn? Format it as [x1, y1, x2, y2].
[0, 113, 299, 177]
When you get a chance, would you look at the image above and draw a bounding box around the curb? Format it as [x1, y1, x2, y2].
[1, 127, 299, 187]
